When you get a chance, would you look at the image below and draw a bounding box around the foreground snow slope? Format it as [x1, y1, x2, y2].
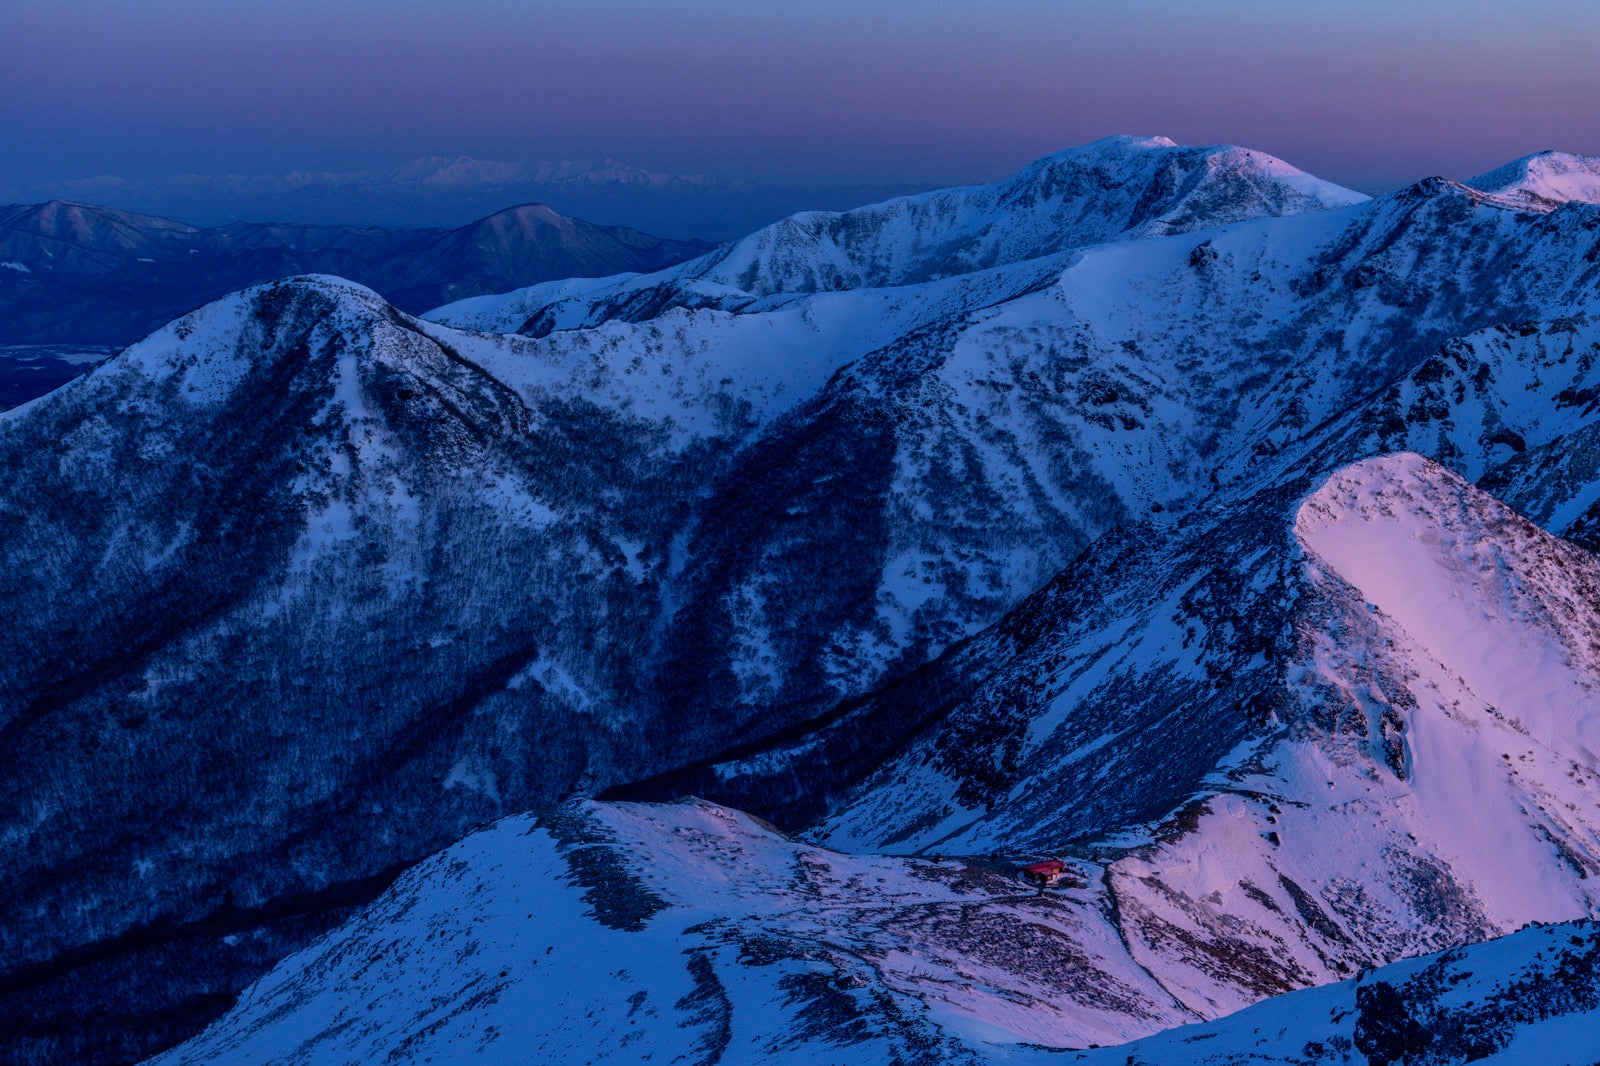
[146, 800, 1195, 1065]
[1063, 920, 1600, 1066]
[149, 456, 1600, 1063]
[148, 809, 1600, 1066]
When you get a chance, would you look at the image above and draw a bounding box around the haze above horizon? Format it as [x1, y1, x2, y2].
[5, 0, 1598, 228]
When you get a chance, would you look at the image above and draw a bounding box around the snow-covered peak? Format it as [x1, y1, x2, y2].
[1012, 135, 1365, 228]
[686, 135, 1365, 296]
[11, 274, 390, 414]
[2, 199, 201, 252]
[430, 136, 1365, 334]
[479, 201, 565, 225]
[1468, 150, 1600, 210]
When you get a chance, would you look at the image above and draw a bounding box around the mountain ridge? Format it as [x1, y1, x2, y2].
[0, 198, 713, 350]
[5, 137, 1600, 1064]
[431, 134, 1365, 336]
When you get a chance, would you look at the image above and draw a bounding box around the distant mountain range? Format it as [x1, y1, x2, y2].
[0, 198, 713, 351]
[1, 155, 935, 240]
[6, 136, 1600, 1066]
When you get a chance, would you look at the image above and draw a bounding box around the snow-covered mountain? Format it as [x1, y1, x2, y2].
[438, 137, 1600, 771]
[432, 135, 1365, 335]
[7, 136, 1600, 1065]
[818, 454, 1600, 993]
[1468, 150, 1600, 211]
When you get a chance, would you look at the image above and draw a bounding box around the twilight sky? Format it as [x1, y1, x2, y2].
[5, 0, 1599, 194]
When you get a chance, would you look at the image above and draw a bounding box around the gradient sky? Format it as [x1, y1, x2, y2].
[5, 0, 1599, 192]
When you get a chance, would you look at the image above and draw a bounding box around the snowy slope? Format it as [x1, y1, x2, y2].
[1104, 454, 1600, 1013]
[145, 800, 1195, 1064]
[0, 275, 849, 1063]
[430, 155, 1600, 728]
[599, 173, 1600, 763]
[144, 812, 1600, 1066]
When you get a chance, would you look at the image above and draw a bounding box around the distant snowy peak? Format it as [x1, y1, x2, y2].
[0, 200, 202, 262]
[451, 201, 711, 254]
[387, 203, 715, 308]
[431, 135, 1366, 333]
[0, 195, 713, 348]
[685, 134, 1367, 297]
[1468, 150, 1600, 210]
[1007, 135, 1367, 234]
